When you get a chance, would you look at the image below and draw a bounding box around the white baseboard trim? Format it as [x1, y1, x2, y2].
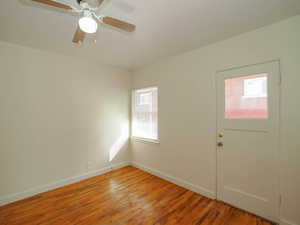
[2, 160, 296, 225]
[131, 161, 216, 200]
[110, 161, 131, 170]
[280, 218, 299, 225]
[0, 161, 131, 206]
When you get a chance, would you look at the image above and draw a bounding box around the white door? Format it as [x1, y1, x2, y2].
[216, 61, 280, 222]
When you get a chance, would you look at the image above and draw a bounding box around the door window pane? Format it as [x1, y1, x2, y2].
[225, 74, 268, 119]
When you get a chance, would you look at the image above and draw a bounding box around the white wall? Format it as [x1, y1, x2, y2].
[132, 15, 300, 225]
[0, 41, 131, 203]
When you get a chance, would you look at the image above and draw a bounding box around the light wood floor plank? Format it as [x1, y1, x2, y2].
[0, 166, 274, 225]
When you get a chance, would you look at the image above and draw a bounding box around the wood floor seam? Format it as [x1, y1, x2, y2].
[0, 166, 274, 225]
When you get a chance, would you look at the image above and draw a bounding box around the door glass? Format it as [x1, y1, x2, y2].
[225, 74, 268, 119]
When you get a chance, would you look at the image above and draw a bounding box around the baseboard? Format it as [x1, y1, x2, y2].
[2, 160, 296, 225]
[0, 161, 131, 206]
[131, 162, 299, 225]
[280, 219, 299, 225]
[111, 161, 131, 170]
[131, 161, 216, 199]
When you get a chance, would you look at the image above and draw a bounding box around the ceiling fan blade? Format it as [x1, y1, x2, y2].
[31, 0, 72, 10]
[96, 0, 105, 6]
[102, 17, 136, 32]
[79, 0, 104, 7]
[72, 26, 86, 44]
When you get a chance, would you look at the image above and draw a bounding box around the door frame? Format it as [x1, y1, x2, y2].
[214, 59, 282, 222]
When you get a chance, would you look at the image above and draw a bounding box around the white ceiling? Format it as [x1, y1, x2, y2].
[1, 0, 300, 70]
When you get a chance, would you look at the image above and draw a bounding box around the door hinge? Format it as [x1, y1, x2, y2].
[279, 74, 282, 85]
[279, 194, 282, 207]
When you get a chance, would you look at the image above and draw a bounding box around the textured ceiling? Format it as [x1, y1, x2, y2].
[1, 0, 300, 70]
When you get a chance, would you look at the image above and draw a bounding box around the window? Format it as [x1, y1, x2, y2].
[132, 87, 158, 141]
[225, 74, 268, 119]
[243, 76, 267, 98]
[139, 92, 152, 105]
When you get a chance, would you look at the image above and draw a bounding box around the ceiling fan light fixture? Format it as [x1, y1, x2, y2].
[79, 16, 98, 34]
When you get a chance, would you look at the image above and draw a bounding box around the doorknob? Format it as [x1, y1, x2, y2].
[218, 133, 224, 147]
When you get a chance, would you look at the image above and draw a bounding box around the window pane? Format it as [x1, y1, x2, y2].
[132, 87, 158, 139]
[225, 74, 268, 119]
[139, 92, 152, 105]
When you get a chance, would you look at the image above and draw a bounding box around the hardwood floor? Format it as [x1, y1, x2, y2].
[0, 166, 273, 225]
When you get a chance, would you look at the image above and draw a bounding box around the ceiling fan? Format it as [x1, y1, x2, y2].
[29, 0, 136, 44]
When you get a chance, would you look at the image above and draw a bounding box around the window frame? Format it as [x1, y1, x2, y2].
[131, 86, 159, 144]
[224, 73, 269, 119]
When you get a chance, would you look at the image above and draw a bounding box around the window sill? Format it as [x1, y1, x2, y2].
[131, 137, 160, 144]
